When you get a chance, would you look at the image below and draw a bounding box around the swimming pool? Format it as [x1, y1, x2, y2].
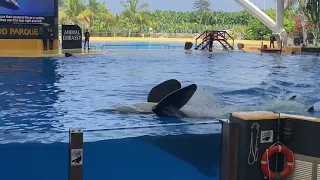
[1, 47, 320, 180]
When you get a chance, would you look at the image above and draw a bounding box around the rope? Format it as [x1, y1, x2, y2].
[275, 172, 282, 180]
[265, 112, 282, 180]
[248, 123, 260, 165]
[275, 112, 281, 178]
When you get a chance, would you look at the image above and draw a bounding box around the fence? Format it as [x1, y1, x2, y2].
[101, 44, 185, 50]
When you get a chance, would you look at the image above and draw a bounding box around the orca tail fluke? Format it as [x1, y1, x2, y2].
[152, 84, 197, 118]
[147, 79, 181, 103]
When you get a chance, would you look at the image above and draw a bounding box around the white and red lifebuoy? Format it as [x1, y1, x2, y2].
[261, 145, 294, 179]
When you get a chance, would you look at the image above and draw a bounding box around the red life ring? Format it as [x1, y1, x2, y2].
[261, 145, 294, 179]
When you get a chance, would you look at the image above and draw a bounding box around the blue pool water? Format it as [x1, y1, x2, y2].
[1, 42, 320, 179]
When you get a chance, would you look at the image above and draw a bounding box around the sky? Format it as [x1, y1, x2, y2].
[98, 0, 277, 14]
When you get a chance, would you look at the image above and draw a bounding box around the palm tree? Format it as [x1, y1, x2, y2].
[120, 0, 149, 36]
[305, 0, 320, 45]
[193, 0, 211, 12]
[58, 0, 65, 10]
[193, 0, 212, 26]
[63, 0, 86, 25]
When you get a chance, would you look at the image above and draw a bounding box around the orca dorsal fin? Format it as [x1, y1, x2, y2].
[152, 84, 197, 117]
[288, 95, 297, 101]
[307, 106, 315, 113]
[147, 79, 181, 103]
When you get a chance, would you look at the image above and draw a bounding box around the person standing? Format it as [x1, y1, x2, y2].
[84, 29, 90, 50]
[270, 35, 276, 48]
[40, 25, 49, 51]
[208, 32, 215, 52]
[48, 27, 54, 50]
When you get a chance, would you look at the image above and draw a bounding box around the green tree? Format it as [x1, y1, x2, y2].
[77, 0, 100, 29]
[62, 0, 86, 25]
[305, 0, 320, 45]
[246, 9, 295, 40]
[120, 0, 150, 36]
[193, 0, 211, 12]
[193, 0, 211, 25]
[285, 0, 308, 45]
[58, 0, 65, 10]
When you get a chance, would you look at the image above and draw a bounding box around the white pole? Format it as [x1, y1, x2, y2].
[276, 0, 284, 33]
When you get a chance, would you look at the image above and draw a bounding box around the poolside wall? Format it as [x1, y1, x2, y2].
[0, 39, 59, 51]
[0, 129, 221, 180]
[222, 111, 320, 180]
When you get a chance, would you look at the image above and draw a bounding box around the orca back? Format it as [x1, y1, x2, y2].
[65, 53, 73, 57]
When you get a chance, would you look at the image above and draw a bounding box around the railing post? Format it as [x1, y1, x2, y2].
[219, 119, 239, 180]
[69, 128, 83, 180]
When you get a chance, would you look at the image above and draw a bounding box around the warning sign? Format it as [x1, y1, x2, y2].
[260, 130, 273, 143]
[71, 149, 83, 166]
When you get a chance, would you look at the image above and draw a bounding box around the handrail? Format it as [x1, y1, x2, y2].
[195, 32, 211, 50]
[223, 31, 235, 48]
[212, 30, 234, 50]
[0, 120, 220, 134]
[166, 45, 185, 50]
[101, 44, 170, 50]
[195, 30, 209, 48]
[217, 30, 235, 48]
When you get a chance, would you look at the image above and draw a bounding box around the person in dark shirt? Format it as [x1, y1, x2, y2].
[40, 25, 48, 50]
[270, 35, 276, 48]
[84, 29, 90, 50]
[48, 27, 54, 50]
[208, 32, 215, 52]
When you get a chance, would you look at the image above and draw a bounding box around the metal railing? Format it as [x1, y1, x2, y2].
[101, 44, 182, 50]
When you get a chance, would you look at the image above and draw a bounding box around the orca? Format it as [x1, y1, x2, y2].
[0, 0, 19, 10]
[64, 52, 74, 57]
[112, 79, 197, 118]
[283, 93, 319, 114]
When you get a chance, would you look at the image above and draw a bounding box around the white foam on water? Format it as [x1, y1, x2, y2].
[106, 87, 316, 119]
[256, 99, 307, 114]
[180, 87, 234, 119]
[180, 88, 312, 118]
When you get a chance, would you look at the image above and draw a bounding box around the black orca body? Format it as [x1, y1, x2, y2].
[65, 53, 74, 57]
[0, 0, 19, 10]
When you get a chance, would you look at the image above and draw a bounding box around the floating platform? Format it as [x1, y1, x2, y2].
[258, 48, 282, 53]
[301, 47, 320, 53]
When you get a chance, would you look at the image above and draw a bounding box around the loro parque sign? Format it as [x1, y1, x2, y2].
[0, 25, 40, 39]
[62, 25, 82, 49]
